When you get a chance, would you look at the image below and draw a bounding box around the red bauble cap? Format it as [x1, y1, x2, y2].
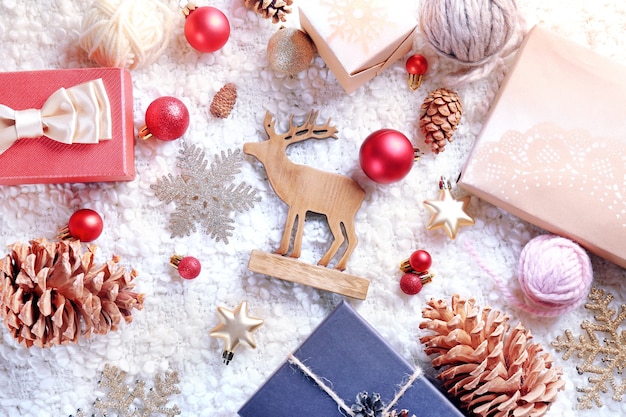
[359, 129, 416, 184]
[184, 6, 230, 53]
[141, 97, 190, 141]
[67, 209, 104, 242]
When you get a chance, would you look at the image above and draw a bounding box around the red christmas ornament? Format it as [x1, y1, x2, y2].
[183, 4, 230, 53]
[58, 209, 104, 242]
[400, 273, 424, 295]
[359, 129, 418, 184]
[138, 97, 190, 141]
[405, 54, 428, 90]
[400, 272, 434, 295]
[170, 255, 202, 280]
[400, 249, 432, 273]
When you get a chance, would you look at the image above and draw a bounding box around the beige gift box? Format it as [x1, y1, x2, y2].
[459, 26, 626, 268]
[299, 1, 417, 94]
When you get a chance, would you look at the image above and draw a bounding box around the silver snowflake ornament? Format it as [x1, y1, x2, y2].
[70, 364, 181, 417]
[151, 142, 260, 243]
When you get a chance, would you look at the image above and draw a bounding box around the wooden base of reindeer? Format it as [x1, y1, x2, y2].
[247, 250, 369, 300]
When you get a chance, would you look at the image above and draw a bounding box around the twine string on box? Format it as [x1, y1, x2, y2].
[419, 0, 527, 86]
[287, 353, 422, 416]
[464, 234, 593, 317]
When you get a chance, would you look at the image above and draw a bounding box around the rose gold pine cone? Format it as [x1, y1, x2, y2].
[243, 0, 293, 23]
[0, 239, 144, 348]
[420, 295, 564, 417]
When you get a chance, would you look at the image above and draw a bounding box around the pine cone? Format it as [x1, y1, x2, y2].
[0, 239, 144, 348]
[210, 83, 237, 119]
[420, 295, 564, 417]
[244, 0, 293, 23]
[419, 88, 463, 154]
[351, 392, 385, 417]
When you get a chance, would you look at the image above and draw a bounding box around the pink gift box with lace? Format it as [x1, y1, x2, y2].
[0, 67, 134, 185]
[459, 26, 626, 268]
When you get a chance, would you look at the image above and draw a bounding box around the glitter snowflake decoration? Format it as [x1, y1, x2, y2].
[552, 287, 626, 409]
[71, 364, 181, 417]
[151, 142, 260, 243]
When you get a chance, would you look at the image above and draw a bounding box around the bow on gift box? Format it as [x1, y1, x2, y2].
[288, 354, 418, 417]
[0, 78, 112, 155]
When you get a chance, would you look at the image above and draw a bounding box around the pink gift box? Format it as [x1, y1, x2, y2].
[459, 26, 626, 268]
[299, 1, 417, 94]
[0, 67, 134, 185]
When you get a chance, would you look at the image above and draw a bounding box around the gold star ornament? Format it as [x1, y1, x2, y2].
[210, 300, 264, 365]
[423, 176, 474, 239]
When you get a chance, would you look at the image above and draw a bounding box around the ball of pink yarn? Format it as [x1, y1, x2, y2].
[517, 234, 593, 315]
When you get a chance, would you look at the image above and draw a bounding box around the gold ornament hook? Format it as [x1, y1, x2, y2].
[408, 73, 424, 90]
[439, 176, 452, 190]
[180, 1, 197, 16]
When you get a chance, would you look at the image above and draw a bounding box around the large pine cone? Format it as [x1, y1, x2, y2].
[244, 0, 293, 23]
[420, 295, 564, 417]
[419, 88, 463, 154]
[0, 239, 144, 348]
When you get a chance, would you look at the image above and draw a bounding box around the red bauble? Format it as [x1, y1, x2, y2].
[406, 54, 428, 75]
[184, 6, 230, 53]
[68, 209, 103, 242]
[177, 256, 202, 280]
[400, 273, 424, 295]
[408, 249, 432, 273]
[359, 129, 415, 184]
[144, 97, 190, 141]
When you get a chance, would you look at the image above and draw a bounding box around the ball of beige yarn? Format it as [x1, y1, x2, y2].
[267, 27, 315, 75]
[420, 0, 521, 66]
[79, 0, 173, 70]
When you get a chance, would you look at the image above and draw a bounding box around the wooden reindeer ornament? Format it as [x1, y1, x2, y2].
[244, 110, 369, 299]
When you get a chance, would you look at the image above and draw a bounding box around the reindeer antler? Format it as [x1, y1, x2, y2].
[264, 110, 338, 143]
[263, 111, 278, 138]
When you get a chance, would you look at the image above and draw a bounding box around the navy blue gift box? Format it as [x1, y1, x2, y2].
[238, 301, 464, 416]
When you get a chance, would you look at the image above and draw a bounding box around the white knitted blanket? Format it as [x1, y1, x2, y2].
[0, 1, 625, 416]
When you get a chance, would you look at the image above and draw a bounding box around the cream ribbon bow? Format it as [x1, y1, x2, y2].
[0, 78, 112, 155]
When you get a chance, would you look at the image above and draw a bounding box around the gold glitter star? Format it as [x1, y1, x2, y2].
[210, 300, 264, 365]
[423, 177, 474, 239]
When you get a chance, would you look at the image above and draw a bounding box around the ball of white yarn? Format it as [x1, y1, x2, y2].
[420, 0, 521, 66]
[79, 0, 173, 70]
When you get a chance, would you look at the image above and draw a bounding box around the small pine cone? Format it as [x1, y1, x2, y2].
[351, 392, 384, 417]
[420, 295, 565, 417]
[210, 83, 237, 119]
[419, 88, 463, 154]
[0, 239, 144, 348]
[244, 0, 293, 23]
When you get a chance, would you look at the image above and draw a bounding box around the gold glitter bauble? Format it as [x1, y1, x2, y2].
[267, 26, 315, 75]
